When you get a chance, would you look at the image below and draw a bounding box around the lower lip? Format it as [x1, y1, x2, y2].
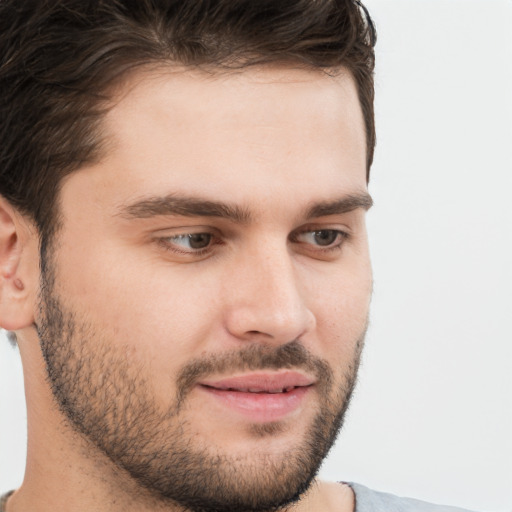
[198, 385, 311, 423]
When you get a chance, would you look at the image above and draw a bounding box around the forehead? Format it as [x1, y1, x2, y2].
[68, 65, 367, 215]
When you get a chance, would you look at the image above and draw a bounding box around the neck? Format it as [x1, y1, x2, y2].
[7, 481, 354, 512]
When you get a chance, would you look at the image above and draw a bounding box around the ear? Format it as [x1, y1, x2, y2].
[0, 197, 39, 331]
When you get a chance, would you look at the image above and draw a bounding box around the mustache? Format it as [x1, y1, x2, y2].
[175, 341, 333, 405]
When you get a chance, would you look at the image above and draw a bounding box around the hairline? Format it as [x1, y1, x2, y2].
[41, 60, 368, 243]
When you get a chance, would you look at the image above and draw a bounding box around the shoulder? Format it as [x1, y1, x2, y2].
[347, 483, 476, 512]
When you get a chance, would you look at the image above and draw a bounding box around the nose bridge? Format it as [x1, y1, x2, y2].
[224, 238, 315, 342]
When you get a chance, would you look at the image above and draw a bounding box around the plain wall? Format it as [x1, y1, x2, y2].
[1, 1, 511, 510]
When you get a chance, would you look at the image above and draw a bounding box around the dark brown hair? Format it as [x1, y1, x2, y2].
[0, 0, 376, 240]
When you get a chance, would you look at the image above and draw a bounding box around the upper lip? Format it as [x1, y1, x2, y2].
[199, 371, 315, 393]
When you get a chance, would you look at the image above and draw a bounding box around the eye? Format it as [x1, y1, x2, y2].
[291, 229, 348, 254]
[308, 230, 339, 246]
[158, 232, 216, 255]
[176, 233, 212, 250]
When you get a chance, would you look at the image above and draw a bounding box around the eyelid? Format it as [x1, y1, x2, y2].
[290, 227, 349, 252]
[153, 224, 350, 259]
[154, 228, 222, 257]
[290, 223, 351, 239]
[152, 224, 223, 240]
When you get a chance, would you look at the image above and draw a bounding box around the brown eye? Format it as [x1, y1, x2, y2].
[293, 229, 347, 252]
[187, 233, 212, 249]
[296, 229, 344, 246]
[160, 233, 215, 253]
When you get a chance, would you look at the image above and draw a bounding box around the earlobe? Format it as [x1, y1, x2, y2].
[0, 197, 38, 331]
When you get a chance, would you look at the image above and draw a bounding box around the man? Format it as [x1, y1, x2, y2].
[0, 1, 474, 511]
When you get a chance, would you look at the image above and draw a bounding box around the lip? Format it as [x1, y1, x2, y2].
[197, 371, 315, 423]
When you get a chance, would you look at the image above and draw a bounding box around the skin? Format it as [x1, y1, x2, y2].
[0, 65, 372, 512]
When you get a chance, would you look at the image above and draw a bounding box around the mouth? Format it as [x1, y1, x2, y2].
[201, 385, 300, 394]
[199, 371, 315, 394]
[197, 371, 315, 422]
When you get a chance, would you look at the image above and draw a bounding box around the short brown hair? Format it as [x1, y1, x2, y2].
[0, 0, 376, 240]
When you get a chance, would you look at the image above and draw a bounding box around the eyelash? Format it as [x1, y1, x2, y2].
[156, 233, 222, 256]
[157, 229, 349, 257]
[290, 229, 348, 253]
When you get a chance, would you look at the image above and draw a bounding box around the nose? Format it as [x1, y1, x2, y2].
[223, 243, 316, 344]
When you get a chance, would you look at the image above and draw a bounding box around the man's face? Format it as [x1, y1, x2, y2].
[36, 66, 372, 511]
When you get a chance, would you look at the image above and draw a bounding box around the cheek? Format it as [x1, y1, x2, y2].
[309, 260, 372, 352]
[52, 237, 222, 367]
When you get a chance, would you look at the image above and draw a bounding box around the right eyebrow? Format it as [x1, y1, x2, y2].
[305, 192, 373, 219]
[118, 194, 252, 224]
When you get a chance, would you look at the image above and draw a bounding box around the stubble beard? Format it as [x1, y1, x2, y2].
[36, 254, 365, 512]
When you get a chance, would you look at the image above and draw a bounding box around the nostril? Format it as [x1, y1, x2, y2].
[224, 300, 315, 344]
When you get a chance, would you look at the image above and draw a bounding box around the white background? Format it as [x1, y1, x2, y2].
[1, 1, 511, 510]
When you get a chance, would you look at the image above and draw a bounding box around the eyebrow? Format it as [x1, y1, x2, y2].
[119, 191, 373, 223]
[305, 192, 373, 219]
[120, 194, 252, 223]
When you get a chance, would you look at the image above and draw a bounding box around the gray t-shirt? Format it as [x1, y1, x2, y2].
[0, 485, 476, 511]
[0, 491, 12, 512]
[349, 483, 475, 512]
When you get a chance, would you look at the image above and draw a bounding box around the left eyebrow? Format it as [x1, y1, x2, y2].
[305, 192, 373, 219]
